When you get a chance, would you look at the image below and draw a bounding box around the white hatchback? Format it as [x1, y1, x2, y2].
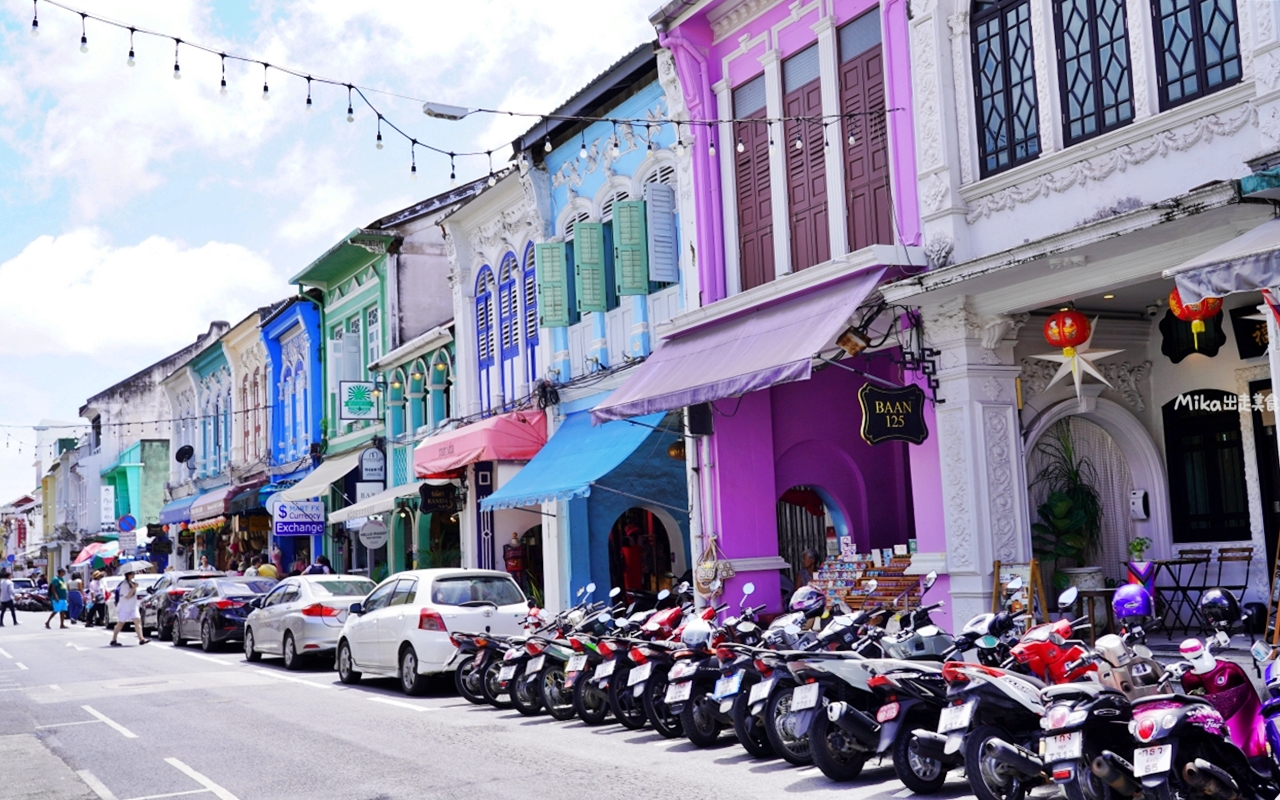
[335, 569, 527, 695]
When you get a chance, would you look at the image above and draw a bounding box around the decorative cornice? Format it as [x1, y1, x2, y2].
[711, 0, 776, 41]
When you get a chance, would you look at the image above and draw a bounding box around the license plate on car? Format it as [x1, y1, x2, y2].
[714, 671, 743, 700]
[566, 655, 588, 673]
[1044, 731, 1083, 761]
[665, 681, 693, 704]
[791, 682, 821, 711]
[526, 655, 545, 673]
[628, 661, 653, 686]
[749, 677, 775, 705]
[595, 659, 616, 680]
[1133, 745, 1172, 777]
[939, 701, 974, 733]
[498, 665, 517, 681]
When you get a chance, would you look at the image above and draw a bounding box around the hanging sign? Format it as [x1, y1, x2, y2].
[419, 483, 456, 514]
[339, 381, 379, 420]
[360, 448, 386, 482]
[359, 519, 389, 550]
[273, 500, 325, 537]
[100, 486, 116, 529]
[858, 384, 929, 445]
[1229, 305, 1270, 359]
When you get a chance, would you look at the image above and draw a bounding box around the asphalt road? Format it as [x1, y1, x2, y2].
[0, 609, 979, 800]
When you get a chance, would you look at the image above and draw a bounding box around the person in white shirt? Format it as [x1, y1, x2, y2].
[0, 570, 17, 626]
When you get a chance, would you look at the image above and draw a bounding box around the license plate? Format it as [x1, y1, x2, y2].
[1132, 663, 1152, 676]
[628, 661, 653, 687]
[665, 681, 693, 704]
[1133, 745, 1172, 777]
[714, 671, 743, 700]
[595, 659, 616, 680]
[749, 677, 775, 705]
[566, 655, 588, 673]
[939, 701, 974, 733]
[526, 655, 545, 673]
[1045, 731, 1083, 762]
[876, 701, 900, 723]
[791, 682, 821, 711]
[498, 665, 517, 681]
[670, 660, 695, 680]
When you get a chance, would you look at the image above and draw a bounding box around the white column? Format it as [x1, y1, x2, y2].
[762, 49, 792, 279]
[815, 16, 849, 259]
[715, 79, 743, 298]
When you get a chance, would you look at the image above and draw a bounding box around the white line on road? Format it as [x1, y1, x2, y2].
[77, 770, 119, 800]
[173, 651, 234, 666]
[122, 789, 209, 800]
[82, 705, 138, 738]
[36, 719, 101, 729]
[0, 647, 11, 658]
[48, 684, 62, 691]
[368, 696, 436, 712]
[65, 641, 89, 651]
[257, 671, 332, 690]
[164, 757, 241, 800]
[16, 661, 27, 669]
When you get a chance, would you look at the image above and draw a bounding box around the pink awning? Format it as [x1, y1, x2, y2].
[414, 410, 547, 476]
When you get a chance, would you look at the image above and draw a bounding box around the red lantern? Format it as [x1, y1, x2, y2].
[1169, 287, 1223, 350]
[1044, 310, 1091, 357]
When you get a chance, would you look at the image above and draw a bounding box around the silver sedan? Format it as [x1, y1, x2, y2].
[242, 575, 375, 670]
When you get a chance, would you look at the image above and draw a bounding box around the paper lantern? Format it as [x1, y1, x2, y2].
[1169, 288, 1223, 350]
[1044, 310, 1091, 357]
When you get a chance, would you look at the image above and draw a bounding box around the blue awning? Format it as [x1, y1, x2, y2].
[158, 495, 197, 525]
[480, 412, 667, 511]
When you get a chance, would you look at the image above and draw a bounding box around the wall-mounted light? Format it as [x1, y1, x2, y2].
[390, 379, 403, 390]
[435, 363, 447, 372]
[666, 440, 686, 461]
[837, 326, 871, 358]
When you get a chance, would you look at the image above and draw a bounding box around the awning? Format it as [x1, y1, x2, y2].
[191, 486, 235, 521]
[329, 482, 426, 524]
[227, 480, 270, 515]
[1164, 217, 1280, 301]
[480, 412, 668, 511]
[158, 495, 197, 525]
[592, 268, 886, 422]
[414, 409, 547, 476]
[273, 451, 363, 503]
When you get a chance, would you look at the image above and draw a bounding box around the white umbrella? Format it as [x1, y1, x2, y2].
[118, 561, 153, 575]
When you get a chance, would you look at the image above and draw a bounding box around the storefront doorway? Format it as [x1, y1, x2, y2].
[1162, 389, 1251, 545]
[607, 508, 673, 602]
[776, 486, 834, 595]
[416, 511, 461, 569]
[1249, 380, 1280, 571]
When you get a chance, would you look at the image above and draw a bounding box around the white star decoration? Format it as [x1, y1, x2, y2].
[1031, 319, 1123, 401]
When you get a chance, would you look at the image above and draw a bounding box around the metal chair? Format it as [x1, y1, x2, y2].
[1216, 546, 1255, 603]
[1164, 549, 1212, 634]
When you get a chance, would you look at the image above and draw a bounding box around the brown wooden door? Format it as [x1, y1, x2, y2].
[735, 104, 774, 291]
[841, 34, 893, 250]
[783, 77, 830, 272]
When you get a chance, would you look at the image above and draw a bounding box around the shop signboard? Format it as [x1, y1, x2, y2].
[273, 501, 325, 537]
[360, 448, 385, 482]
[118, 530, 137, 554]
[359, 519, 389, 550]
[100, 486, 116, 529]
[858, 384, 928, 446]
[339, 381, 378, 420]
[418, 483, 456, 514]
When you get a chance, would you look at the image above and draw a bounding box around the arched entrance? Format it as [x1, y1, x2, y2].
[415, 508, 461, 569]
[607, 507, 674, 601]
[777, 485, 841, 597]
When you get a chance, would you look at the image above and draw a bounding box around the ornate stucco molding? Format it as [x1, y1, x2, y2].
[938, 407, 974, 571]
[912, 15, 944, 173]
[984, 406, 1019, 562]
[710, 0, 775, 41]
[1019, 358, 1152, 411]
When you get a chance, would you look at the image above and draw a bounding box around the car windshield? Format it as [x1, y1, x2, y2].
[311, 580, 375, 597]
[431, 576, 525, 607]
[217, 580, 274, 596]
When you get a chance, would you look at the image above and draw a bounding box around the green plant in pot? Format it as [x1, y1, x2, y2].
[1127, 536, 1151, 561]
[1030, 420, 1103, 591]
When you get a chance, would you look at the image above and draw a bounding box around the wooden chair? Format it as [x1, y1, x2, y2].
[1216, 546, 1255, 603]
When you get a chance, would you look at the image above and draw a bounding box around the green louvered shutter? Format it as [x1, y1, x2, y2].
[574, 222, 607, 313]
[534, 242, 571, 328]
[613, 200, 648, 296]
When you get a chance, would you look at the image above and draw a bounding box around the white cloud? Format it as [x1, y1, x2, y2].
[0, 228, 283, 357]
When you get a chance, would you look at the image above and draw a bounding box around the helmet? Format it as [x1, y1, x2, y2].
[1199, 588, 1241, 629]
[789, 585, 828, 619]
[1113, 584, 1153, 622]
[680, 617, 712, 649]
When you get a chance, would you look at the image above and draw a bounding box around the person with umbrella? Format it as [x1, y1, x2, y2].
[109, 563, 152, 646]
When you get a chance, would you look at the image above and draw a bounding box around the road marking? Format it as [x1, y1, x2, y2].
[48, 684, 62, 692]
[122, 790, 209, 800]
[82, 705, 138, 738]
[66, 641, 89, 651]
[894, 791, 917, 798]
[164, 757, 241, 800]
[257, 671, 332, 690]
[0, 647, 11, 658]
[173, 651, 234, 666]
[78, 770, 119, 800]
[16, 662, 27, 670]
[368, 696, 435, 712]
[36, 719, 102, 729]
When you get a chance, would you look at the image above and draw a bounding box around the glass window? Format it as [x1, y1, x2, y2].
[1054, 0, 1133, 145]
[1163, 389, 1251, 542]
[366, 307, 381, 365]
[972, 0, 1042, 176]
[261, 584, 290, 607]
[389, 578, 418, 606]
[363, 580, 396, 612]
[431, 576, 525, 607]
[311, 579, 376, 597]
[1152, 0, 1240, 109]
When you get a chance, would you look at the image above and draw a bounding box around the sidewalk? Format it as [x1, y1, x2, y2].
[0, 733, 99, 800]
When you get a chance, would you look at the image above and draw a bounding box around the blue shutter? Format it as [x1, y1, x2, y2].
[613, 200, 649, 296]
[645, 182, 679, 283]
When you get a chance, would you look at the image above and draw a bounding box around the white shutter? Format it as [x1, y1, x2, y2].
[328, 333, 344, 400]
[344, 330, 362, 381]
[645, 182, 679, 283]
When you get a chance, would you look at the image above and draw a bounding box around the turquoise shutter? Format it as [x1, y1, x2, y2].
[574, 222, 607, 313]
[645, 182, 679, 283]
[613, 200, 649, 296]
[534, 243, 572, 328]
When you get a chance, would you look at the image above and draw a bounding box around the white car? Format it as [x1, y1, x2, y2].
[336, 569, 527, 695]
[243, 575, 376, 670]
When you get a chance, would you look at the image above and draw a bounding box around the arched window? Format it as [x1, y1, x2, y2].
[240, 376, 250, 463]
[251, 368, 262, 461]
[293, 361, 307, 455]
[1152, 0, 1240, 109]
[972, 0, 1041, 177]
[388, 368, 407, 439]
[522, 244, 539, 385]
[282, 368, 294, 460]
[475, 266, 496, 412]
[408, 359, 427, 432]
[223, 385, 232, 470]
[1054, 0, 1133, 145]
[498, 252, 519, 383]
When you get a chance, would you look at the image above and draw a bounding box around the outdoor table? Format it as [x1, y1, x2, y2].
[1077, 588, 1116, 644]
[1155, 553, 1211, 634]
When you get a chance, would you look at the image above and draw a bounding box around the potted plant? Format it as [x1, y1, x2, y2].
[1030, 420, 1103, 592]
[1127, 537, 1151, 561]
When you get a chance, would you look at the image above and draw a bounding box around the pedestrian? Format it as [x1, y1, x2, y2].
[797, 549, 821, 587]
[304, 555, 333, 575]
[244, 557, 260, 577]
[256, 557, 279, 580]
[85, 571, 106, 627]
[0, 570, 18, 626]
[45, 568, 69, 629]
[198, 555, 210, 570]
[109, 572, 149, 646]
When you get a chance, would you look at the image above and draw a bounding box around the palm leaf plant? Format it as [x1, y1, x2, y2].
[1030, 420, 1103, 588]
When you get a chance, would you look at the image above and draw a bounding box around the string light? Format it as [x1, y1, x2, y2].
[823, 122, 829, 148]
[486, 150, 496, 187]
[261, 63, 269, 100]
[219, 53, 227, 95]
[346, 85, 354, 123]
[793, 132, 803, 150]
[127, 28, 135, 66]
[675, 123, 685, 157]
[449, 152, 456, 186]
[376, 116, 384, 149]
[30, 0, 38, 36]
[172, 39, 181, 80]
[579, 132, 587, 160]
[543, 135, 552, 153]
[305, 77, 313, 111]
[736, 136, 744, 154]
[410, 141, 417, 179]
[848, 122, 858, 146]
[707, 123, 715, 156]
[610, 122, 620, 159]
[79, 13, 88, 53]
[768, 121, 776, 154]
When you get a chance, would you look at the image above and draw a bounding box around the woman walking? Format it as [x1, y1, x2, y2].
[110, 572, 149, 646]
[85, 571, 106, 627]
[67, 573, 84, 624]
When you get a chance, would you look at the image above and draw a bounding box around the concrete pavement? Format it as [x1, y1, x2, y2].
[0, 609, 977, 800]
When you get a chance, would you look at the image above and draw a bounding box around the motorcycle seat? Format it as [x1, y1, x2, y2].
[1132, 693, 1212, 708]
[1043, 682, 1124, 700]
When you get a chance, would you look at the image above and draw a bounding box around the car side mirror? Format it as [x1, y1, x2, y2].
[349, 602, 363, 615]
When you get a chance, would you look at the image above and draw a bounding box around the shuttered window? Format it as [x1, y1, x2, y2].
[475, 268, 495, 369]
[783, 44, 830, 271]
[498, 254, 519, 360]
[613, 200, 649, 296]
[522, 246, 538, 384]
[840, 9, 894, 250]
[733, 74, 774, 291]
[535, 243, 573, 327]
[645, 182, 679, 283]
[573, 222, 611, 313]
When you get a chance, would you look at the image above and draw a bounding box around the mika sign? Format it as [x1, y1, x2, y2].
[858, 384, 929, 446]
[273, 500, 325, 537]
[339, 381, 378, 420]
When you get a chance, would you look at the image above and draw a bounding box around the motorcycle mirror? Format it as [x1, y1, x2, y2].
[742, 582, 755, 596]
[1057, 586, 1079, 609]
[586, 582, 597, 594]
[977, 635, 998, 649]
[1006, 577, 1024, 594]
[609, 587, 622, 599]
[678, 581, 691, 594]
[599, 612, 612, 624]
[1215, 630, 1231, 647]
[784, 623, 801, 636]
[576, 587, 585, 598]
[923, 571, 938, 591]
[1252, 640, 1277, 663]
[864, 579, 878, 594]
[656, 589, 670, 601]
[917, 625, 940, 637]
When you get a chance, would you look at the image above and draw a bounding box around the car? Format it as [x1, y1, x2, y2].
[12, 578, 35, 592]
[171, 577, 277, 651]
[243, 575, 377, 670]
[140, 570, 225, 639]
[335, 568, 528, 695]
[103, 574, 162, 626]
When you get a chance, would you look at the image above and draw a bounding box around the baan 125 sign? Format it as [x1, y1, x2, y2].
[339, 381, 379, 421]
[858, 384, 929, 446]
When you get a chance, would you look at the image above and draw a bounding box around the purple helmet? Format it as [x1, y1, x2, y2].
[789, 585, 827, 618]
[1113, 584, 1153, 621]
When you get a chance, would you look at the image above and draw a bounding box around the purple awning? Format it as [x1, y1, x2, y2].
[592, 268, 886, 423]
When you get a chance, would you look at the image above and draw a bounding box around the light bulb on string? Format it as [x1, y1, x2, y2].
[579, 132, 588, 160]
[410, 142, 418, 180]
[79, 14, 88, 53]
[449, 153, 456, 187]
[768, 121, 776, 154]
[610, 122, 620, 159]
[847, 118, 857, 146]
[127, 29, 135, 66]
[376, 116, 384, 150]
[346, 86, 354, 123]
[675, 123, 686, 157]
[305, 77, 313, 112]
[544, 136, 552, 153]
[219, 54, 227, 95]
[707, 124, 715, 156]
[736, 137, 744, 154]
[822, 122, 829, 148]
[793, 132, 803, 150]
[30, 0, 38, 36]
[261, 63, 270, 100]
[172, 39, 181, 80]
[486, 151, 496, 187]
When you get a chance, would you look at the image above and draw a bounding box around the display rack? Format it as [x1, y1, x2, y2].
[810, 551, 917, 610]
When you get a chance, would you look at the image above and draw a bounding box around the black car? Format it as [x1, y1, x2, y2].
[171, 577, 277, 651]
[141, 570, 225, 640]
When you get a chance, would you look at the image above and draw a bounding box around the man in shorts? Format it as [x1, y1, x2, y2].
[45, 568, 69, 629]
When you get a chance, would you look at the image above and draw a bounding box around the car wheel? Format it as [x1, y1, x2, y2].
[243, 628, 260, 662]
[282, 633, 301, 671]
[337, 640, 361, 685]
[200, 619, 215, 652]
[400, 646, 429, 696]
[172, 620, 186, 648]
[158, 618, 172, 642]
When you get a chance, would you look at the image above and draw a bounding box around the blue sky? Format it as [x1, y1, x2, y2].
[0, 0, 656, 499]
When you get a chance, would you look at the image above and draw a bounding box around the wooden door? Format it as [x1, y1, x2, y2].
[840, 16, 893, 250]
[783, 76, 830, 271]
